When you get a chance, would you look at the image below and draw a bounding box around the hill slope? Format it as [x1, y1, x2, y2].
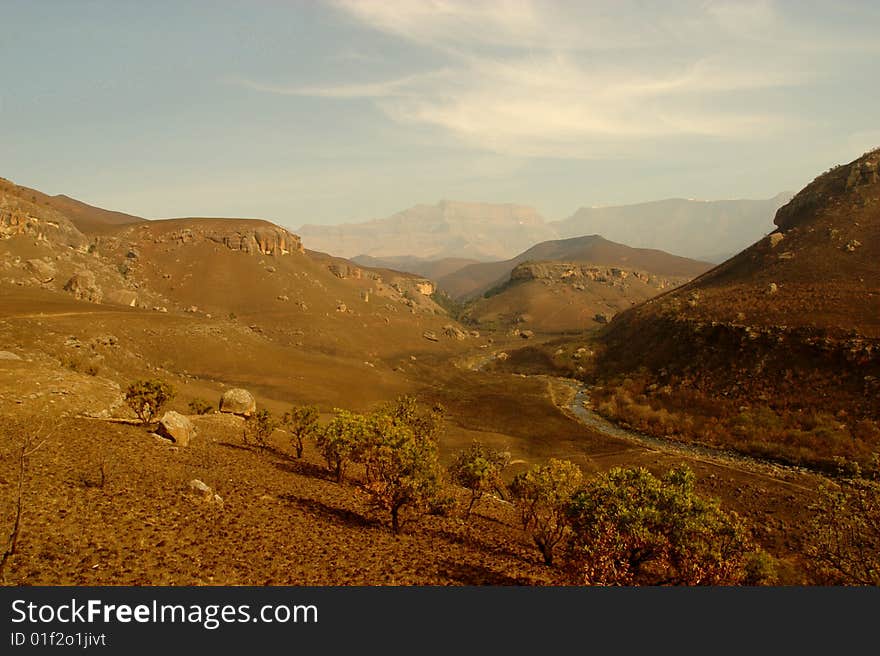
[592, 149, 880, 468]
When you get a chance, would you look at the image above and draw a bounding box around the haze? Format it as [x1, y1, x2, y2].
[2, 0, 879, 227]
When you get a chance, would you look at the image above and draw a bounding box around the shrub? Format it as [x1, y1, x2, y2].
[510, 459, 583, 565]
[803, 456, 880, 585]
[358, 411, 442, 533]
[244, 409, 277, 449]
[124, 379, 175, 424]
[448, 441, 510, 519]
[283, 405, 320, 459]
[317, 410, 368, 483]
[188, 398, 213, 415]
[358, 396, 444, 532]
[566, 466, 752, 585]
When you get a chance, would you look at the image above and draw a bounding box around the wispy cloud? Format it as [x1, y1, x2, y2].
[232, 0, 866, 158]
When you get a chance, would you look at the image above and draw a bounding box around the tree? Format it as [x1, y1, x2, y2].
[803, 456, 880, 585]
[124, 379, 175, 424]
[358, 409, 442, 533]
[244, 409, 277, 450]
[283, 405, 320, 459]
[510, 459, 583, 565]
[448, 441, 510, 520]
[316, 410, 368, 483]
[565, 466, 752, 585]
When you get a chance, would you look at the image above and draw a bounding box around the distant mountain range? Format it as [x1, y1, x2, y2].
[298, 194, 792, 264]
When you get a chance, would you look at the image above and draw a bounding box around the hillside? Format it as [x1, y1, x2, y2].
[438, 235, 710, 301]
[298, 200, 557, 261]
[552, 194, 792, 262]
[591, 149, 880, 469]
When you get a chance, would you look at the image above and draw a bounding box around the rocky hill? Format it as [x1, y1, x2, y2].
[592, 149, 880, 469]
[438, 235, 710, 301]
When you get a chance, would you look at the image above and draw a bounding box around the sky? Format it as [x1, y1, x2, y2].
[2, 0, 879, 229]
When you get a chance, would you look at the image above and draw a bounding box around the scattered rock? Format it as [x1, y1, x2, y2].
[422, 331, 439, 342]
[277, 294, 289, 302]
[336, 303, 348, 313]
[594, 312, 613, 324]
[767, 282, 779, 295]
[157, 411, 197, 447]
[844, 239, 862, 252]
[496, 352, 509, 361]
[219, 388, 256, 417]
[768, 232, 784, 248]
[188, 479, 223, 506]
[519, 329, 534, 339]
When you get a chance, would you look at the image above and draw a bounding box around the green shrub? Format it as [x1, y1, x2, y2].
[510, 459, 583, 565]
[283, 405, 320, 459]
[448, 441, 510, 519]
[566, 466, 752, 585]
[317, 410, 368, 483]
[803, 456, 880, 585]
[124, 379, 175, 424]
[244, 409, 277, 449]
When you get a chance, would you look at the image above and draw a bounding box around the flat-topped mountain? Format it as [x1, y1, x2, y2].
[298, 200, 557, 261]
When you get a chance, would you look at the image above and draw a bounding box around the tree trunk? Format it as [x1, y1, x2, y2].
[391, 506, 401, 534]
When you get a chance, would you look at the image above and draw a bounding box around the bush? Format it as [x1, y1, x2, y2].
[244, 409, 277, 449]
[317, 410, 368, 483]
[803, 456, 880, 585]
[124, 379, 175, 424]
[188, 398, 213, 415]
[566, 466, 752, 585]
[283, 405, 320, 459]
[448, 441, 510, 519]
[359, 410, 442, 533]
[510, 459, 583, 565]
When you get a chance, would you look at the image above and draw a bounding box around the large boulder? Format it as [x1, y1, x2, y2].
[106, 289, 138, 307]
[157, 411, 197, 447]
[219, 388, 256, 417]
[63, 270, 102, 303]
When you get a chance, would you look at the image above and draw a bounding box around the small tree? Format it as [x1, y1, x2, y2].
[510, 458, 583, 565]
[316, 410, 368, 483]
[124, 379, 175, 424]
[244, 409, 277, 450]
[566, 466, 752, 585]
[803, 456, 880, 585]
[283, 405, 320, 459]
[448, 441, 510, 520]
[358, 410, 442, 533]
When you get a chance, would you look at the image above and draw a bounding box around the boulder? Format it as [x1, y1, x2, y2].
[106, 289, 138, 307]
[594, 312, 613, 324]
[422, 331, 439, 342]
[63, 270, 103, 303]
[443, 324, 467, 340]
[25, 258, 55, 281]
[219, 388, 256, 417]
[157, 411, 197, 447]
[188, 479, 223, 506]
[0, 351, 22, 360]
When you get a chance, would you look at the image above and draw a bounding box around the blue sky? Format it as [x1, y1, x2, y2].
[2, 1, 878, 228]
